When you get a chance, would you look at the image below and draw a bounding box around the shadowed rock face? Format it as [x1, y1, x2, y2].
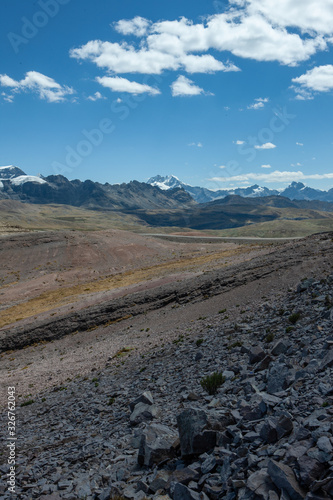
[0, 174, 196, 210]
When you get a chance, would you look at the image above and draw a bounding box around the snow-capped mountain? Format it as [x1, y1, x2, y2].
[147, 175, 333, 203]
[147, 175, 185, 191]
[0, 165, 27, 180]
[280, 182, 330, 201]
[147, 176, 279, 202]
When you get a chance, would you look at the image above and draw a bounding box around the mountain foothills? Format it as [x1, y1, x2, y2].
[0, 166, 333, 233]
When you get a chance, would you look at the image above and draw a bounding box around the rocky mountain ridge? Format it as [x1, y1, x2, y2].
[0, 167, 194, 211]
[147, 176, 333, 204]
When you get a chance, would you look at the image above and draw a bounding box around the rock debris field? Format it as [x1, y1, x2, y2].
[0, 234, 333, 500]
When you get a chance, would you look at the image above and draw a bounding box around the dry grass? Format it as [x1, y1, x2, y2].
[0, 246, 253, 328]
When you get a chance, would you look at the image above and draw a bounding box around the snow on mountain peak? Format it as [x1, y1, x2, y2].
[11, 175, 47, 186]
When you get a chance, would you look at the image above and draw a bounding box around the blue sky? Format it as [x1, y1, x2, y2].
[1, 0, 333, 190]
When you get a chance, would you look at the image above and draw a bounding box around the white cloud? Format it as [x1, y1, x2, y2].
[0, 71, 74, 102]
[210, 170, 333, 183]
[70, 41, 179, 75]
[96, 76, 161, 95]
[206, 11, 325, 66]
[113, 16, 151, 37]
[171, 75, 209, 97]
[247, 97, 269, 110]
[296, 142, 304, 146]
[292, 65, 333, 100]
[234, 140, 245, 145]
[87, 91, 106, 101]
[254, 142, 276, 150]
[240, 0, 333, 35]
[188, 142, 203, 147]
[261, 164, 272, 168]
[71, 1, 330, 80]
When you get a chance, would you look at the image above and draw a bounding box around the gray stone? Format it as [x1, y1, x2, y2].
[201, 455, 216, 475]
[129, 391, 154, 411]
[247, 469, 277, 499]
[297, 456, 325, 487]
[173, 483, 201, 500]
[177, 408, 217, 457]
[271, 341, 290, 356]
[268, 460, 306, 500]
[316, 436, 332, 454]
[149, 470, 172, 493]
[138, 423, 178, 467]
[320, 349, 333, 371]
[130, 402, 158, 426]
[239, 396, 267, 421]
[267, 363, 292, 394]
[249, 346, 266, 365]
[260, 418, 278, 444]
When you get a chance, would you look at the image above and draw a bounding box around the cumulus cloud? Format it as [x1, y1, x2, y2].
[254, 142, 276, 150]
[71, 0, 332, 82]
[96, 76, 161, 95]
[247, 97, 269, 110]
[210, 170, 333, 183]
[292, 65, 333, 99]
[239, 0, 333, 35]
[171, 75, 210, 97]
[234, 140, 245, 145]
[113, 16, 151, 37]
[0, 71, 74, 102]
[261, 164, 272, 168]
[188, 142, 203, 147]
[86, 91, 106, 101]
[296, 142, 304, 146]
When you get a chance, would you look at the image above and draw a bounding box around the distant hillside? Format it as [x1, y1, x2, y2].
[134, 194, 333, 230]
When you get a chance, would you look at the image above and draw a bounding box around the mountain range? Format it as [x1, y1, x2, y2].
[147, 175, 333, 203]
[0, 166, 333, 232]
[0, 166, 194, 211]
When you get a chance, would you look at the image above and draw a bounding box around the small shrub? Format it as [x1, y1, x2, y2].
[288, 312, 301, 324]
[228, 341, 243, 350]
[21, 399, 34, 407]
[107, 397, 115, 405]
[200, 372, 225, 395]
[196, 338, 204, 347]
[265, 333, 274, 343]
[286, 326, 294, 333]
[219, 308, 227, 314]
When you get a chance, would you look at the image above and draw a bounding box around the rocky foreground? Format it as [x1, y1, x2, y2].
[1, 257, 333, 499]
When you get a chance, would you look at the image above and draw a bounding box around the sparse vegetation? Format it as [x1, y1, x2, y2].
[200, 372, 226, 395]
[228, 340, 243, 350]
[196, 338, 204, 347]
[21, 399, 34, 407]
[288, 312, 301, 324]
[265, 332, 274, 343]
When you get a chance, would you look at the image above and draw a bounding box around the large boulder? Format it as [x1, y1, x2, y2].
[268, 460, 306, 500]
[177, 408, 218, 457]
[138, 423, 178, 467]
